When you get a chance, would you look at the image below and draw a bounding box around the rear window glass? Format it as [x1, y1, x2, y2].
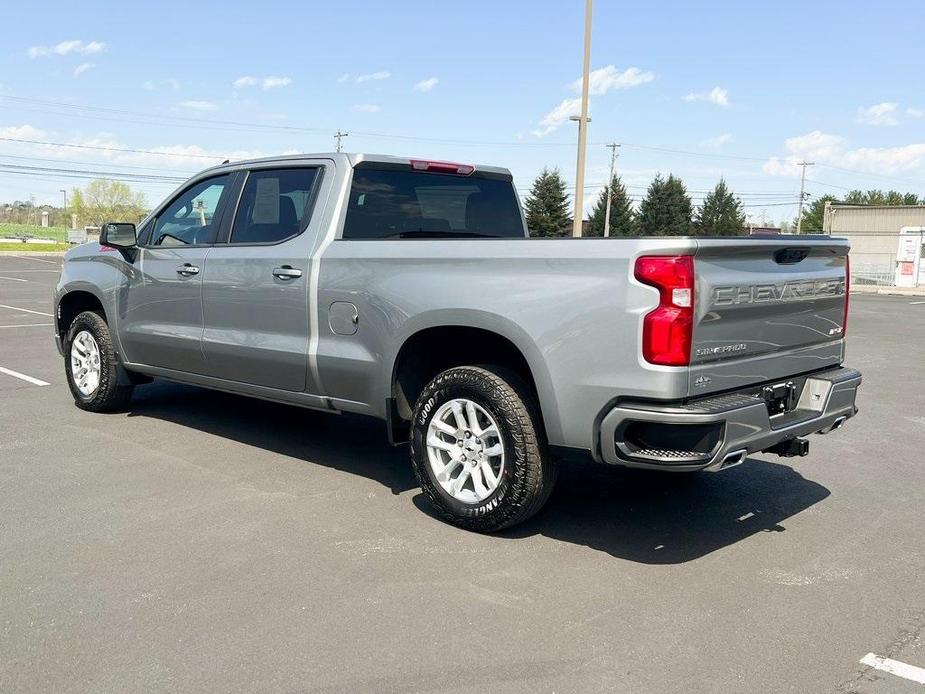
[230, 167, 319, 245]
[342, 167, 524, 239]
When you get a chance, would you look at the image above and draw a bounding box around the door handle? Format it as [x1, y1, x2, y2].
[176, 263, 200, 276]
[273, 266, 303, 280]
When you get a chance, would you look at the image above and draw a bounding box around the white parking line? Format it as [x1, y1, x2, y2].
[10, 255, 60, 265]
[911, 301, 925, 305]
[860, 653, 925, 685]
[0, 323, 54, 329]
[0, 366, 50, 387]
[0, 303, 54, 317]
[0, 276, 28, 282]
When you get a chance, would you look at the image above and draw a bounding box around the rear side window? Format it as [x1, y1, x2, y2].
[230, 167, 319, 244]
[342, 167, 524, 239]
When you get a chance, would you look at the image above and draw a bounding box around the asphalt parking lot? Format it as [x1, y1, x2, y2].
[1, 253, 924, 694]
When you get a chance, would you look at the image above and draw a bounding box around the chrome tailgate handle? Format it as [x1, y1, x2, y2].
[176, 264, 200, 276]
[273, 266, 302, 280]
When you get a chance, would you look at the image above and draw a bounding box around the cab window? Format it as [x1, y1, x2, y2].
[150, 175, 231, 247]
[229, 168, 320, 245]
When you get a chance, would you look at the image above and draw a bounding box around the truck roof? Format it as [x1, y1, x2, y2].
[198, 152, 513, 178]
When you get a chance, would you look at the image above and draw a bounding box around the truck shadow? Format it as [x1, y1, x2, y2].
[494, 458, 831, 564]
[127, 381, 830, 565]
[126, 381, 418, 496]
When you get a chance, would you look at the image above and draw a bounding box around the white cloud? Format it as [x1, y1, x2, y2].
[352, 103, 381, 113]
[413, 77, 439, 93]
[28, 40, 105, 58]
[683, 86, 730, 107]
[531, 97, 582, 137]
[572, 65, 655, 95]
[354, 71, 391, 83]
[701, 133, 733, 148]
[178, 100, 220, 112]
[261, 76, 292, 90]
[0, 124, 47, 140]
[338, 71, 391, 84]
[907, 107, 924, 118]
[857, 102, 899, 126]
[763, 129, 925, 176]
[233, 75, 293, 90]
[233, 76, 259, 89]
[73, 63, 95, 77]
[144, 77, 181, 91]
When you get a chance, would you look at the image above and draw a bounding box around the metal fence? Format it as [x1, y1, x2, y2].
[850, 252, 896, 286]
[840, 230, 924, 288]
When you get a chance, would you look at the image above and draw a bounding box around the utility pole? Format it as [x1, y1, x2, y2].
[60, 189, 67, 230]
[334, 130, 349, 153]
[602, 142, 620, 237]
[571, 0, 593, 238]
[795, 161, 814, 234]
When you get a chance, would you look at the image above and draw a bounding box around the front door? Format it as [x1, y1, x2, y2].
[119, 174, 233, 371]
[200, 165, 324, 391]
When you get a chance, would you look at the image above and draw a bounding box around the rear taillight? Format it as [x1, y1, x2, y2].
[410, 159, 475, 175]
[634, 255, 695, 366]
[843, 255, 850, 336]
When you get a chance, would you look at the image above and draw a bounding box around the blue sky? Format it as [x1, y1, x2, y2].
[1, 0, 923, 224]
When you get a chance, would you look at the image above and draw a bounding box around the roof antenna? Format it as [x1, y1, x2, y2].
[221, 159, 230, 165]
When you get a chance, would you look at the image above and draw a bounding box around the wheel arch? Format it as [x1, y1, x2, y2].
[386, 311, 561, 445]
[57, 287, 107, 337]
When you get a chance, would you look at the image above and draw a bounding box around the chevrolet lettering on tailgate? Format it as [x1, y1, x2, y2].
[711, 277, 846, 307]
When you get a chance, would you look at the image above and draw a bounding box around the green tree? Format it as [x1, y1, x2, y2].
[586, 174, 636, 236]
[637, 173, 693, 236]
[694, 179, 746, 235]
[524, 168, 571, 237]
[843, 189, 921, 205]
[71, 179, 147, 227]
[795, 194, 836, 232]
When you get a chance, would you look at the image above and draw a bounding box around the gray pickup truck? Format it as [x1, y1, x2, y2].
[54, 153, 861, 531]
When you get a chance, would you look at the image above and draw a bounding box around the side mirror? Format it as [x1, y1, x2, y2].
[101, 222, 137, 249]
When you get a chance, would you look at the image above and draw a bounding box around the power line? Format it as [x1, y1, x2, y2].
[0, 136, 222, 160]
[0, 152, 197, 174]
[3, 93, 923, 186]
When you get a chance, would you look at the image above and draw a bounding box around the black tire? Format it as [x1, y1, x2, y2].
[410, 366, 557, 532]
[64, 310, 134, 412]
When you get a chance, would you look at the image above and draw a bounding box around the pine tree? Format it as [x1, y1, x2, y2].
[795, 194, 836, 232]
[524, 168, 571, 237]
[637, 174, 693, 236]
[694, 179, 746, 235]
[586, 175, 636, 237]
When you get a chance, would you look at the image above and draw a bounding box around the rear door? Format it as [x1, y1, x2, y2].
[119, 174, 233, 371]
[689, 238, 849, 396]
[200, 163, 327, 391]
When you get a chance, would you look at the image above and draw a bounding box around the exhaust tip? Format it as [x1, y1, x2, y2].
[720, 449, 748, 469]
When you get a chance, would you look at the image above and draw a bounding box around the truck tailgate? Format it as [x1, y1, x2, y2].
[689, 237, 849, 396]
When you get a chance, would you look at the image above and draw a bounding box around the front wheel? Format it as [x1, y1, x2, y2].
[64, 311, 134, 412]
[410, 366, 557, 532]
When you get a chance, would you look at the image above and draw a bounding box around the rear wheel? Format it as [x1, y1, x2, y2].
[410, 366, 556, 532]
[64, 311, 134, 412]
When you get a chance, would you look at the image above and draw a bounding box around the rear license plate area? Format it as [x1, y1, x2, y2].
[763, 381, 798, 417]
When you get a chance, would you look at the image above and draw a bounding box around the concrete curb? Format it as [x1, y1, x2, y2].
[851, 285, 925, 298]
